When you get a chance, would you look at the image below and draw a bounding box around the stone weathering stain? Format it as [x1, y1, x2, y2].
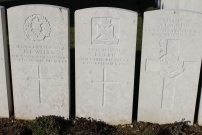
[75, 7, 137, 125]
[138, 10, 202, 124]
[7, 5, 70, 119]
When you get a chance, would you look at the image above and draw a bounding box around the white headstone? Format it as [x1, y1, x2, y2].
[182, 0, 202, 13]
[138, 10, 202, 124]
[155, 0, 162, 8]
[7, 5, 70, 119]
[0, 6, 12, 118]
[75, 7, 137, 125]
[198, 82, 202, 125]
[194, 0, 202, 12]
[161, 0, 179, 9]
[179, 0, 195, 11]
[161, 0, 202, 13]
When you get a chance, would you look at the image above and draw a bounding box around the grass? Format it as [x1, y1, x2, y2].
[28, 116, 61, 135]
[136, 15, 143, 51]
[70, 27, 75, 49]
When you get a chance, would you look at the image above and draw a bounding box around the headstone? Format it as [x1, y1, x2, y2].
[180, 0, 202, 13]
[75, 7, 137, 125]
[194, 0, 202, 12]
[179, 0, 195, 11]
[161, 0, 202, 13]
[155, 0, 162, 8]
[0, 6, 12, 118]
[138, 10, 202, 124]
[7, 5, 70, 119]
[198, 79, 202, 125]
[161, 0, 179, 9]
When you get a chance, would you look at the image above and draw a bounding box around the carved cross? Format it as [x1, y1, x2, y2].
[92, 68, 117, 106]
[27, 65, 52, 103]
[146, 39, 197, 109]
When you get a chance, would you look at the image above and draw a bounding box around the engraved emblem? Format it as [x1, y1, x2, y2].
[24, 14, 51, 42]
[158, 40, 184, 78]
[92, 17, 120, 45]
[145, 39, 197, 109]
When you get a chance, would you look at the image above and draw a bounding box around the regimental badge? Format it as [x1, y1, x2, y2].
[24, 14, 51, 42]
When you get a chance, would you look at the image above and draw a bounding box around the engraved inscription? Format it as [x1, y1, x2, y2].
[24, 14, 51, 42]
[27, 65, 52, 103]
[81, 48, 129, 66]
[145, 39, 197, 109]
[145, 18, 202, 38]
[11, 45, 68, 63]
[92, 68, 117, 106]
[92, 17, 120, 45]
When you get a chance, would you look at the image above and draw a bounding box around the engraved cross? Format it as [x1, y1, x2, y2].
[92, 68, 117, 106]
[145, 39, 197, 109]
[27, 65, 52, 103]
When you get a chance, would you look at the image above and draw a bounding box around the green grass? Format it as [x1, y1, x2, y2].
[136, 15, 143, 51]
[28, 116, 61, 135]
[70, 27, 75, 49]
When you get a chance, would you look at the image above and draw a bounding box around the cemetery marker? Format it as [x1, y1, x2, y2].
[8, 4, 70, 119]
[138, 10, 202, 124]
[0, 6, 12, 118]
[75, 7, 137, 125]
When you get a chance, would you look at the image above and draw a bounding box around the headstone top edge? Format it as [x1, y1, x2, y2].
[144, 9, 202, 15]
[7, 4, 69, 11]
[75, 7, 137, 15]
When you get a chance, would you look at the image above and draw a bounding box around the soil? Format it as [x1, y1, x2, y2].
[1, 116, 202, 135]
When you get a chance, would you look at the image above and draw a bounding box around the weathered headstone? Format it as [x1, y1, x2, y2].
[161, 0, 179, 9]
[179, 0, 195, 11]
[0, 6, 12, 118]
[138, 10, 202, 124]
[7, 5, 70, 119]
[161, 0, 202, 13]
[75, 7, 137, 125]
[198, 79, 202, 125]
[194, 0, 202, 12]
[155, 0, 162, 8]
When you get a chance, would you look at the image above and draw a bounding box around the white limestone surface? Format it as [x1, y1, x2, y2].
[199, 82, 202, 125]
[161, 0, 202, 13]
[0, 6, 12, 118]
[179, 0, 196, 11]
[179, 0, 202, 12]
[161, 0, 179, 9]
[7, 5, 70, 119]
[75, 7, 137, 125]
[194, 0, 202, 12]
[138, 10, 202, 124]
